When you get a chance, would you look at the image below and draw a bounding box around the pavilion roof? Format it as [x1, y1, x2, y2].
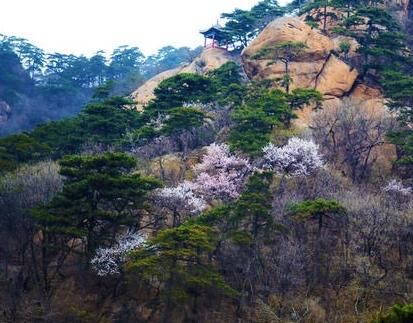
[200, 24, 227, 40]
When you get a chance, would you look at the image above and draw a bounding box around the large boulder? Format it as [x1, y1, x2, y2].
[250, 60, 325, 89]
[182, 47, 234, 74]
[131, 48, 234, 110]
[243, 17, 334, 62]
[315, 54, 358, 97]
[130, 67, 182, 111]
[242, 17, 358, 97]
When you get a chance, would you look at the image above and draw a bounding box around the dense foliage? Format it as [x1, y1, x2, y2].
[372, 304, 413, 323]
[229, 87, 322, 155]
[220, 0, 285, 49]
[31, 153, 161, 257]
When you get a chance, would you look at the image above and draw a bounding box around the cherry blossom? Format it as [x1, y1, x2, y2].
[383, 179, 412, 196]
[91, 231, 146, 276]
[194, 143, 249, 173]
[262, 137, 323, 176]
[191, 143, 251, 201]
[156, 182, 207, 215]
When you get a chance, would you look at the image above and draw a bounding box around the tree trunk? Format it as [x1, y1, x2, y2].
[284, 60, 290, 93]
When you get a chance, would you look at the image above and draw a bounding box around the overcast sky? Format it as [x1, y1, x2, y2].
[0, 0, 288, 57]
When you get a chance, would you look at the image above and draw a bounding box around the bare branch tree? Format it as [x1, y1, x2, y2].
[311, 100, 395, 182]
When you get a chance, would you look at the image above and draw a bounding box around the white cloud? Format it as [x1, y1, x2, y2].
[0, 0, 289, 56]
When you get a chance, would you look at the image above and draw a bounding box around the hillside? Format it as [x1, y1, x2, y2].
[0, 42, 201, 136]
[131, 48, 235, 110]
[1, 1, 413, 322]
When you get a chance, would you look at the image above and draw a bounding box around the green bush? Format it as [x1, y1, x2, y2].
[371, 304, 413, 323]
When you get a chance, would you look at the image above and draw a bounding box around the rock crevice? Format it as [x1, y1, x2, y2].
[241, 17, 359, 99]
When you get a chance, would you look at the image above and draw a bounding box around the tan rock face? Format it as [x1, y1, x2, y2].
[183, 47, 233, 74]
[241, 18, 332, 91]
[315, 54, 358, 96]
[245, 59, 324, 90]
[350, 84, 382, 101]
[131, 48, 233, 110]
[130, 67, 182, 110]
[384, 0, 412, 24]
[349, 84, 386, 116]
[243, 17, 334, 62]
[240, 15, 389, 138]
[331, 36, 360, 59]
[242, 17, 359, 98]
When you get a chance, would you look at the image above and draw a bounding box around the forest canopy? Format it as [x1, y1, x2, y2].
[0, 36, 201, 136]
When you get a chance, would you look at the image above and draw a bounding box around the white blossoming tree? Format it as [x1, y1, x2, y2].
[262, 137, 323, 176]
[383, 179, 412, 196]
[155, 182, 207, 226]
[91, 231, 146, 276]
[191, 143, 251, 201]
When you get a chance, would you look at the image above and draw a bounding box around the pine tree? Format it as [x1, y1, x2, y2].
[127, 223, 236, 322]
[288, 198, 346, 234]
[32, 152, 161, 257]
[228, 87, 321, 155]
[253, 41, 308, 93]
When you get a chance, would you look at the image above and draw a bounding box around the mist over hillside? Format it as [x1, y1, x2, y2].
[0, 40, 201, 135]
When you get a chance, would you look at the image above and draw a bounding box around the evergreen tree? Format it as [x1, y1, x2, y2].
[228, 87, 321, 155]
[32, 152, 161, 257]
[231, 172, 276, 240]
[383, 70, 413, 177]
[208, 62, 243, 87]
[78, 96, 142, 145]
[221, 0, 284, 50]
[30, 118, 84, 157]
[288, 198, 346, 234]
[150, 73, 216, 112]
[161, 107, 210, 135]
[372, 303, 413, 323]
[0, 134, 50, 172]
[127, 223, 236, 322]
[253, 41, 307, 93]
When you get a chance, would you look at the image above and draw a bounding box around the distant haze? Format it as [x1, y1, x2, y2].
[1, 0, 289, 57]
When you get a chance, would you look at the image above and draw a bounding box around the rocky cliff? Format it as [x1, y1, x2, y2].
[396, 0, 413, 46]
[385, 0, 412, 27]
[131, 48, 235, 110]
[240, 16, 386, 127]
[132, 2, 412, 125]
[242, 17, 358, 97]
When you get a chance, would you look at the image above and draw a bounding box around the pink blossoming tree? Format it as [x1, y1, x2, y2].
[191, 143, 251, 201]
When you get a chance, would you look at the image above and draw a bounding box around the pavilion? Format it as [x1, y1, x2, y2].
[200, 23, 229, 50]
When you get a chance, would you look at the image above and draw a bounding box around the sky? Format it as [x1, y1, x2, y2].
[0, 0, 288, 57]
